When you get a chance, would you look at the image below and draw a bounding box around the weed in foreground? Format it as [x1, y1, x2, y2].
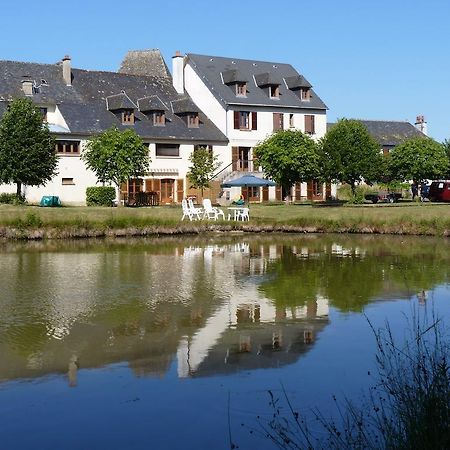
[253, 306, 450, 450]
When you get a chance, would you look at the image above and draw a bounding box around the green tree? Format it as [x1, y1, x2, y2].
[82, 127, 150, 205]
[0, 98, 57, 198]
[389, 137, 448, 185]
[443, 139, 450, 179]
[321, 118, 382, 195]
[253, 130, 320, 199]
[187, 146, 221, 197]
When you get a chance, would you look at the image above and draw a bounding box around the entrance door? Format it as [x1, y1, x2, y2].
[160, 179, 175, 204]
[239, 147, 250, 171]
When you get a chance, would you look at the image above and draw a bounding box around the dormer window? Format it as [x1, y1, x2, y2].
[39, 107, 48, 122]
[153, 111, 165, 126]
[270, 85, 280, 98]
[300, 88, 311, 101]
[187, 113, 199, 128]
[122, 109, 134, 125]
[236, 82, 247, 97]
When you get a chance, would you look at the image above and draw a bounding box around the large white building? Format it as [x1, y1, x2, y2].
[0, 49, 333, 205]
[175, 52, 333, 202]
[0, 50, 228, 205]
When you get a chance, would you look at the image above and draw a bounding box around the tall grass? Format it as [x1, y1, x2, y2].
[257, 307, 450, 449]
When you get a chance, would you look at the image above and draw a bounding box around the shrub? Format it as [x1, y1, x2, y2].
[0, 193, 25, 205]
[86, 186, 116, 207]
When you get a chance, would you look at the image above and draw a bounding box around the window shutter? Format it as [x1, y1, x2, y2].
[295, 182, 302, 201]
[311, 115, 315, 134]
[275, 185, 282, 201]
[252, 112, 257, 130]
[307, 181, 313, 199]
[177, 179, 184, 203]
[325, 182, 331, 200]
[232, 147, 239, 171]
[234, 111, 240, 129]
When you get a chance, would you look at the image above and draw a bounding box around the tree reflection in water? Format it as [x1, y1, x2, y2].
[0, 235, 449, 384]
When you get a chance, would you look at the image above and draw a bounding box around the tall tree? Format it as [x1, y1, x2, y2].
[253, 129, 320, 199]
[320, 119, 382, 194]
[82, 127, 150, 205]
[0, 98, 57, 198]
[187, 146, 221, 197]
[389, 137, 448, 185]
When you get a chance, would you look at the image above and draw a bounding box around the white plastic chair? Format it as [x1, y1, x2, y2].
[202, 199, 225, 220]
[188, 198, 203, 220]
[181, 199, 195, 221]
[236, 207, 249, 221]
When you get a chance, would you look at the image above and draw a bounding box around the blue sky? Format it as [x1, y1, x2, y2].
[1, 0, 449, 141]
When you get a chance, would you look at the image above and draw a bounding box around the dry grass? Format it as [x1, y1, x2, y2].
[1, 202, 450, 238]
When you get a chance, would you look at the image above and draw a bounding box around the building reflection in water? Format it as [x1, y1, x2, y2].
[1, 235, 447, 384]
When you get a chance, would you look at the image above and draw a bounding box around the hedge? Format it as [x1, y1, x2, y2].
[86, 186, 116, 206]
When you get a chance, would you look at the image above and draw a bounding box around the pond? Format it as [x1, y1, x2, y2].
[0, 234, 449, 449]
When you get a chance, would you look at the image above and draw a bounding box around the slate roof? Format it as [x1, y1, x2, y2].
[327, 120, 427, 147]
[137, 95, 169, 112]
[0, 58, 227, 143]
[118, 49, 171, 78]
[186, 53, 327, 110]
[106, 92, 137, 111]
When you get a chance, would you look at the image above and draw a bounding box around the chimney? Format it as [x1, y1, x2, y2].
[62, 55, 72, 86]
[172, 50, 184, 94]
[21, 76, 34, 96]
[415, 115, 428, 136]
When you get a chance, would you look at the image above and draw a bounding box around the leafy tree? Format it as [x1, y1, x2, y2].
[443, 139, 450, 178]
[82, 127, 150, 205]
[320, 118, 382, 195]
[389, 137, 448, 185]
[187, 146, 221, 197]
[0, 98, 57, 198]
[253, 130, 320, 199]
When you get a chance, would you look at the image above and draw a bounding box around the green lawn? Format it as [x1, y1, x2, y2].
[1, 201, 450, 236]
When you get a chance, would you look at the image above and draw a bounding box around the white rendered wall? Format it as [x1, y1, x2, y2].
[184, 63, 228, 135]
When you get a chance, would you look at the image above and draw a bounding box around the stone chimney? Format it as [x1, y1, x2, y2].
[62, 55, 72, 86]
[172, 51, 184, 94]
[415, 115, 428, 136]
[21, 76, 34, 96]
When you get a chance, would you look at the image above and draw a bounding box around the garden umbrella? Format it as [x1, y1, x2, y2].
[221, 175, 276, 205]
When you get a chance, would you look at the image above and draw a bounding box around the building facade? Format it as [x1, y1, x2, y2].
[176, 52, 333, 202]
[0, 50, 228, 205]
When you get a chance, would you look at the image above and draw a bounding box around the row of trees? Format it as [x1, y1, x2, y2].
[1, 98, 449, 204]
[254, 119, 450, 198]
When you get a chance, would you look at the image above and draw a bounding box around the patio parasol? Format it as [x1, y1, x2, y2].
[221, 175, 276, 205]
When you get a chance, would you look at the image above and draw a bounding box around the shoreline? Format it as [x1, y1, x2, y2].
[1, 221, 448, 240]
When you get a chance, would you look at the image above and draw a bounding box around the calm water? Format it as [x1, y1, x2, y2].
[0, 234, 450, 449]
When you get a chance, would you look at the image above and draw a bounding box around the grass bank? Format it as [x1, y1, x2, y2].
[1, 202, 450, 240]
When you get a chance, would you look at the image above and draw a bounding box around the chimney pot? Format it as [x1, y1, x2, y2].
[62, 55, 72, 86]
[172, 51, 184, 94]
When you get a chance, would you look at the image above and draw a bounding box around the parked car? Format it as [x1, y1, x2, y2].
[427, 181, 450, 202]
[365, 191, 402, 204]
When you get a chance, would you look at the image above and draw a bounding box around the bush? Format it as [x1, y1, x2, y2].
[0, 193, 25, 205]
[86, 186, 116, 207]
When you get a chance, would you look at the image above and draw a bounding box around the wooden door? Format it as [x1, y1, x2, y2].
[160, 179, 174, 204]
[262, 186, 269, 202]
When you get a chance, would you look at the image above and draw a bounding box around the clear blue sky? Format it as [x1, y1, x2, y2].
[1, 0, 449, 141]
